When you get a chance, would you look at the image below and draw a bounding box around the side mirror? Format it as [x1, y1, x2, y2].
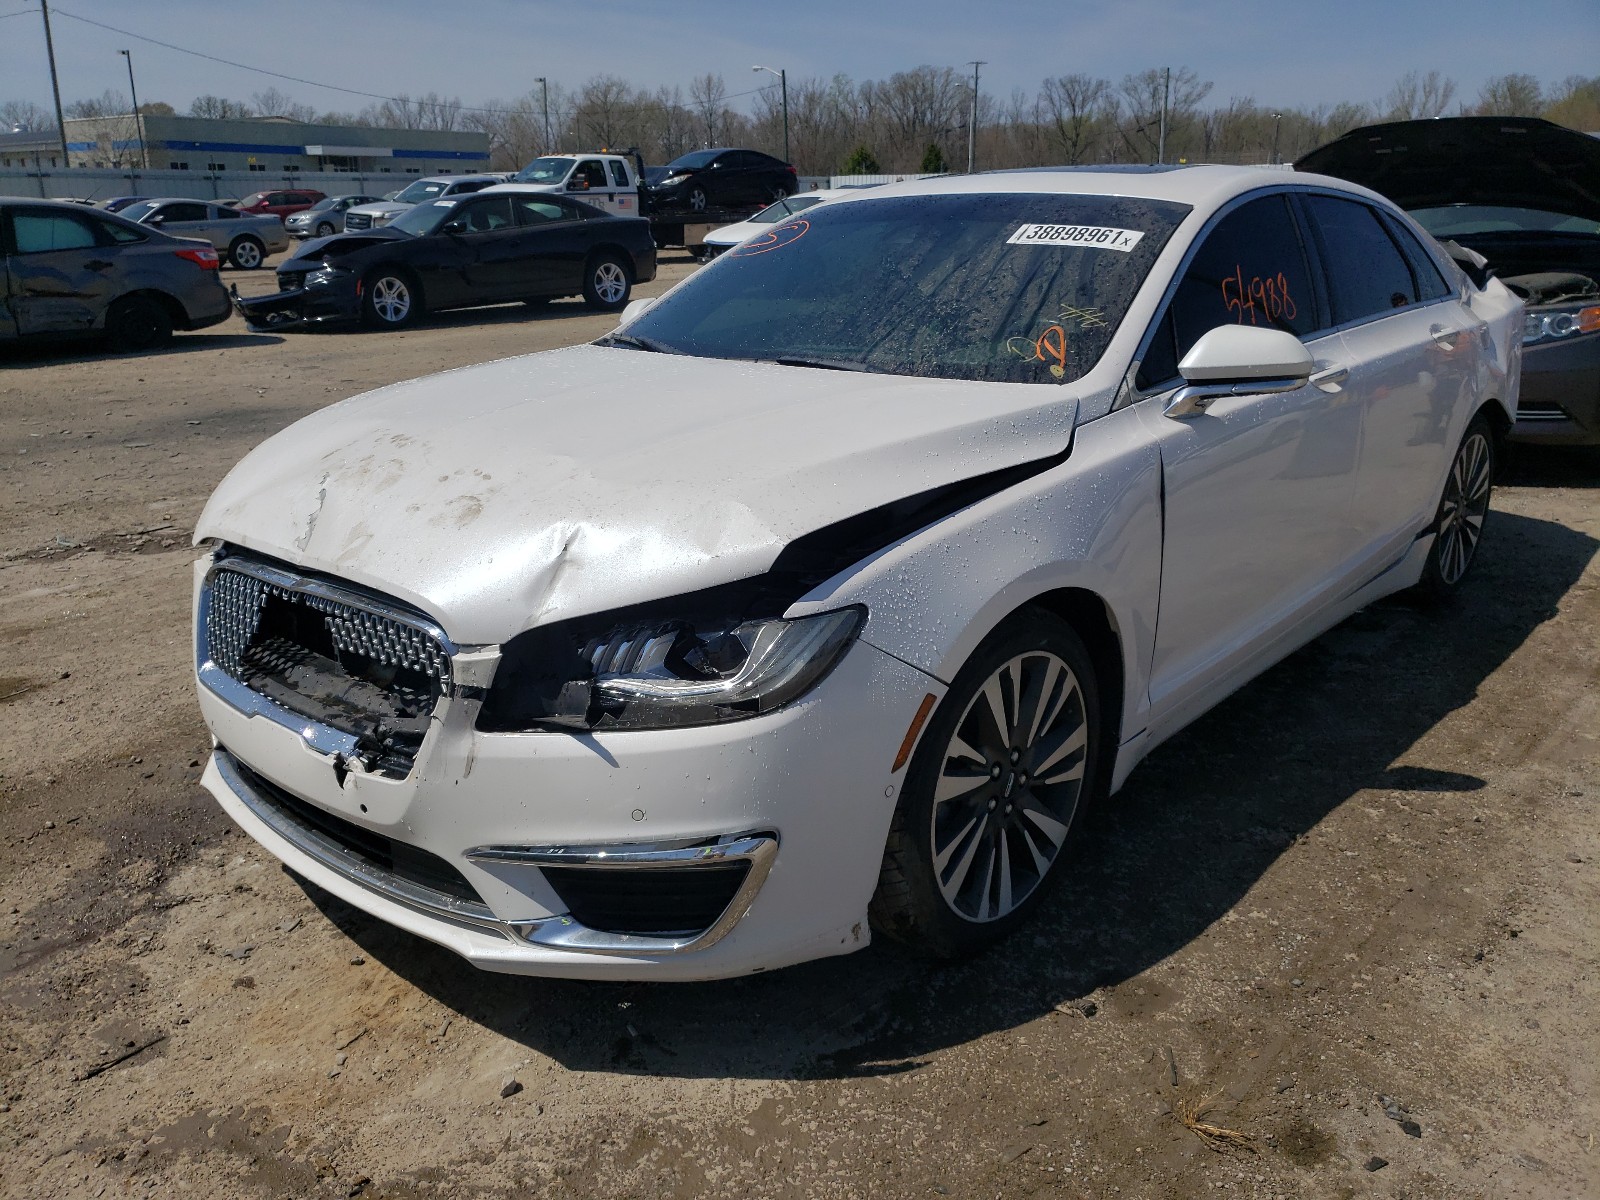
[618, 297, 657, 325]
[441, 219, 468, 235]
[1166, 325, 1313, 418]
[148, 214, 165, 224]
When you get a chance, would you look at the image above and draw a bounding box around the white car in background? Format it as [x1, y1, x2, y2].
[699, 188, 855, 256]
[192, 166, 1520, 980]
[342, 175, 504, 231]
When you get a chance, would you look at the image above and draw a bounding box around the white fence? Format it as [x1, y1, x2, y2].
[0, 166, 454, 204]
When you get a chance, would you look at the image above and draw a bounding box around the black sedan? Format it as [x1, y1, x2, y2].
[645, 148, 797, 213]
[234, 191, 657, 331]
[1299, 117, 1600, 446]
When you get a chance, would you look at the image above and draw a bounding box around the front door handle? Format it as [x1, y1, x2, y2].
[1309, 364, 1349, 391]
[84, 260, 113, 271]
[1429, 323, 1458, 348]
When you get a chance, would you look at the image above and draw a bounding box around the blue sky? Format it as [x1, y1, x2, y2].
[1, 0, 1589, 120]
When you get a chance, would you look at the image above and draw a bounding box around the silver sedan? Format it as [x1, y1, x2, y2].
[284, 194, 383, 240]
[119, 198, 289, 269]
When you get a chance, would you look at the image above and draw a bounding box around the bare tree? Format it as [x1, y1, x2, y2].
[1038, 74, 1111, 164]
[573, 76, 632, 149]
[689, 73, 728, 145]
[64, 89, 129, 120]
[868, 66, 966, 170]
[188, 95, 254, 120]
[2, 99, 52, 131]
[1117, 68, 1212, 163]
[1382, 70, 1457, 120]
[1474, 73, 1542, 116]
[1544, 74, 1600, 132]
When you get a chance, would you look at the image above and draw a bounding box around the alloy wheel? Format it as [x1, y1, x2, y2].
[232, 240, 262, 269]
[1436, 429, 1492, 585]
[593, 262, 628, 305]
[688, 187, 708, 212]
[371, 276, 411, 323]
[317, 222, 335, 237]
[929, 651, 1088, 922]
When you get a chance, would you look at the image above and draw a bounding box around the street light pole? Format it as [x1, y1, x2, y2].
[752, 66, 789, 165]
[39, 0, 70, 169]
[1270, 112, 1283, 165]
[966, 61, 985, 173]
[1157, 66, 1170, 165]
[120, 49, 147, 171]
[535, 77, 551, 153]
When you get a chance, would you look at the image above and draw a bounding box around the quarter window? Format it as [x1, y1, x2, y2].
[1380, 212, 1453, 302]
[608, 159, 629, 187]
[1302, 194, 1420, 324]
[1138, 194, 1317, 389]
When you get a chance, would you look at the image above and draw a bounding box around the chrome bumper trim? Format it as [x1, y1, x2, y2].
[213, 746, 778, 958]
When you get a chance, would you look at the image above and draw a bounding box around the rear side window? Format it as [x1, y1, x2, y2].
[1302, 194, 1420, 324]
[513, 197, 576, 225]
[12, 210, 100, 253]
[1380, 212, 1453, 302]
[213, 206, 240, 219]
[609, 160, 629, 187]
[1138, 194, 1317, 389]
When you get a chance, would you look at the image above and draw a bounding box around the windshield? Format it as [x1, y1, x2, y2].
[665, 150, 718, 172]
[748, 194, 829, 224]
[306, 197, 337, 212]
[393, 179, 450, 204]
[120, 200, 160, 222]
[239, 193, 267, 208]
[513, 157, 572, 184]
[620, 193, 1189, 384]
[1410, 204, 1600, 238]
[387, 197, 459, 237]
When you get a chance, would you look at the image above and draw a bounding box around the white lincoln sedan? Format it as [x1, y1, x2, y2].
[192, 166, 1522, 979]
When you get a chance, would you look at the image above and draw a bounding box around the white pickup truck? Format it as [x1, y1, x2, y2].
[491, 153, 764, 255]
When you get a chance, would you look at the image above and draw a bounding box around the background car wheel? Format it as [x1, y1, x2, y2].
[582, 254, 632, 311]
[360, 270, 420, 329]
[103, 294, 174, 352]
[687, 186, 709, 212]
[1413, 413, 1496, 602]
[227, 236, 265, 270]
[870, 610, 1104, 959]
[316, 221, 335, 238]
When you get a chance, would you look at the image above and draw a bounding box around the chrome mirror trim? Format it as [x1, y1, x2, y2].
[1164, 374, 1307, 419]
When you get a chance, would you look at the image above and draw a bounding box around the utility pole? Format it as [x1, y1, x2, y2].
[1156, 66, 1170, 165]
[39, 0, 70, 169]
[120, 50, 147, 171]
[1271, 111, 1283, 165]
[966, 60, 985, 173]
[535, 77, 551, 153]
[752, 66, 789, 165]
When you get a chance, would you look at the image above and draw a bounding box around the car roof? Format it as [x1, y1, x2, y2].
[820, 163, 1392, 212]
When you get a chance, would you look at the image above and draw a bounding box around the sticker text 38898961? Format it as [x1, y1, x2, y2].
[1006, 224, 1145, 252]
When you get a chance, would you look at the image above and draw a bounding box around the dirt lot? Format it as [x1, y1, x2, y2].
[2, 253, 1598, 1200]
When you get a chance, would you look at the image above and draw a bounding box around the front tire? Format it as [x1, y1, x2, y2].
[1414, 413, 1495, 601]
[227, 235, 265, 270]
[687, 185, 709, 212]
[104, 294, 174, 352]
[360, 269, 420, 329]
[870, 611, 1103, 959]
[316, 221, 335, 238]
[582, 254, 632, 311]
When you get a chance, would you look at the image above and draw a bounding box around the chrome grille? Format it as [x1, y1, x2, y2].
[344, 212, 372, 230]
[209, 569, 266, 676]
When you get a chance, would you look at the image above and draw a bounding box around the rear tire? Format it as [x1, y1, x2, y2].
[360, 268, 420, 329]
[870, 610, 1104, 959]
[582, 254, 632, 311]
[228, 235, 265, 270]
[1413, 413, 1495, 602]
[104, 294, 174, 352]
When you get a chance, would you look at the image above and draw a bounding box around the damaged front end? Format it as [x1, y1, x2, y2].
[231, 265, 361, 329]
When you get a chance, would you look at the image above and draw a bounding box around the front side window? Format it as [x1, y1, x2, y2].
[12, 210, 100, 253]
[1138, 193, 1317, 389]
[1302, 194, 1420, 325]
[620, 192, 1190, 385]
[575, 161, 606, 189]
[163, 202, 208, 222]
[453, 196, 514, 233]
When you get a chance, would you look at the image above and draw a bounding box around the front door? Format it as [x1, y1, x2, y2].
[3, 206, 122, 335]
[1136, 193, 1364, 728]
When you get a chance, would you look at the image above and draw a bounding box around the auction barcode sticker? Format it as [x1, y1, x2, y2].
[1006, 224, 1145, 252]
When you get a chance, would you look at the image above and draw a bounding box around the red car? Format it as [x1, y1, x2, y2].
[234, 188, 327, 222]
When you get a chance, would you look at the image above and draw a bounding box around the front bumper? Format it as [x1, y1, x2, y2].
[232, 280, 359, 329]
[193, 559, 940, 979]
[1512, 333, 1600, 445]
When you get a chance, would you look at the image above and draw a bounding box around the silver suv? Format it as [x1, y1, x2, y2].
[343, 175, 504, 230]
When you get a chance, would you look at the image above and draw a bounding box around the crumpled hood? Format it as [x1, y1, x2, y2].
[1296, 117, 1600, 225]
[197, 345, 1079, 644]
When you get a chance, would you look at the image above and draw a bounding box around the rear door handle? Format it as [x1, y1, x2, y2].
[1429, 323, 1458, 348]
[85, 260, 113, 271]
[1309, 364, 1349, 391]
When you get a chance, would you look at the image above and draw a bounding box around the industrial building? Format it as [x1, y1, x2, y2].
[54, 113, 489, 176]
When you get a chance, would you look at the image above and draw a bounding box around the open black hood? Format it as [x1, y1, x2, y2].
[1296, 117, 1600, 225]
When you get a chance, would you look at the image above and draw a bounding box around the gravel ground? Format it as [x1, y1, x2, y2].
[1, 254, 1597, 1200]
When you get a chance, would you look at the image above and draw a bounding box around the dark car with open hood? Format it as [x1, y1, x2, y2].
[233, 190, 656, 330]
[1299, 117, 1600, 446]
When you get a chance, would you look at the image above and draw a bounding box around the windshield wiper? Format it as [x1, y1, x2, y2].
[771, 356, 872, 372]
[597, 333, 679, 354]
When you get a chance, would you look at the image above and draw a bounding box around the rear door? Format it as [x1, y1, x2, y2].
[3, 205, 125, 335]
[149, 200, 217, 247]
[506, 195, 594, 294]
[1298, 193, 1474, 566]
[1137, 192, 1363, 728]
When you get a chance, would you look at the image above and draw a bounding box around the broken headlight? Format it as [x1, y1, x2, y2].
[477, 606, 864, 732]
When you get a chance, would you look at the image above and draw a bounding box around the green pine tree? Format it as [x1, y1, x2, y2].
[920, 143, 947, 173]
[842, 145, 882, 174]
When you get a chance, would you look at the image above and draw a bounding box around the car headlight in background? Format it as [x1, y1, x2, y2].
[477, 606, 864, 732]
[1523, 304, 1600, 346]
